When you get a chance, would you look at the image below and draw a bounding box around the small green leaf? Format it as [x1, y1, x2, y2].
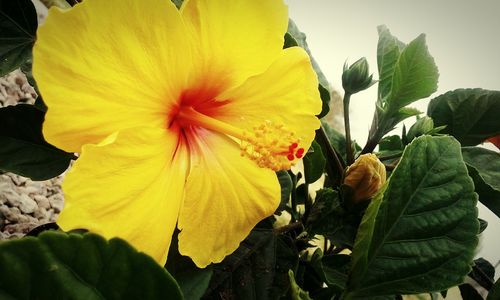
[303, 140, 326, 183]
[0, 0, 37, 76]
[284, 32, 299, 49]
[344, 136, 479, 299]
[0, 104, 73, 180]
[462, 146, 500, 217]
[428, 89, 500, 146]
[171, 0, 183, 9]
[376, 25, 406, 101]
[387, 34, 439, 110]
[0, 231, 183, 300]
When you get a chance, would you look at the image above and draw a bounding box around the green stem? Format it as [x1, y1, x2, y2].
[343, 93, 354, 165]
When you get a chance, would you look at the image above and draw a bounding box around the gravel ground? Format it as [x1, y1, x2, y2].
[0, 70, 65, 239]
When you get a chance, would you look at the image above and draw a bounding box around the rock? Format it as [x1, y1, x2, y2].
[18, 194, 37, 214]
[49, 194, 64, 213]
[34, 195, 51, 210]
[4, 189, 21, 207]
[33, 207, 48, 221]
[4, 222, 38, 235]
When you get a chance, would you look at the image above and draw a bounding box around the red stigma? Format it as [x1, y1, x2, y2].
[295, 148, 305, 158]
[287, 153, 295, 161]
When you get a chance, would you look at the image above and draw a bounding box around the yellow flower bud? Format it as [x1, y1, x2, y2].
[343, 154, 386, 203]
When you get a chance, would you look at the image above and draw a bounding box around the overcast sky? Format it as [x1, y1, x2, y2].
[286, 0, 500, 275]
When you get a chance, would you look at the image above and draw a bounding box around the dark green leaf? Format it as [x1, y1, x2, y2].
[344, 136, 479, 299]
[205, 229, 298, 300]
[321, 122, 360, 165]
[321, 254, 351, 291]
[171, 0, 183, 9]
[376, 25, 406, 101]
[306, 188, 340, 233]
[0, 104, 73, 180]
[470, 258, 495, 290]
[0, 231, 182, 300]
[378, 135, 403, 152]
[303, 140, 326, 183]
[478, 218, 488, 234]
[277, 170, 293, 210]
[428, 89, 500, 146]
[166, 230, 212, 300]
[318, 84, 330, 118]
[284, 32, 299, 49]
[487, 278, 500, 300]
[289, 269, 313, 300]
[462, 146, 500, 217]
[287, 20, 330, 90]
[0, 0, 37, 76]
[387, 34, 439, 110]
[459, 284, 483, 300]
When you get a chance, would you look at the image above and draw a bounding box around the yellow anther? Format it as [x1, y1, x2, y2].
[175, 106, 303, 171]
[240, 120, 304, 171]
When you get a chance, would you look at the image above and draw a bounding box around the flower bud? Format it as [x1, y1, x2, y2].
[343, 154, 386, 203]
[342, 57, 375, 94]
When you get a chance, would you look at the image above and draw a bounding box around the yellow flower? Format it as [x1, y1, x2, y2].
[343, 154, 386, 203]
[33, 0, 321, 267]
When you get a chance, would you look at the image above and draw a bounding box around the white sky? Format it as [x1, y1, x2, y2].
[286, 0, 500, 276]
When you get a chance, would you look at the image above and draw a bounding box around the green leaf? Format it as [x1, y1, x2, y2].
[318, 83, 330, 119]
[0, 104, 73, 180]
[205, 229, 298, 300]
[376, 25, 406, 101]
[378, 135, 403, 152]
[303, 140, 326, 183]
[487, 278, 500, 300]
[277, 170, 293, 209]
[0, 0, 37, 76]
[287, 19, 330, 90]
[321, 254, 351, 291]
[344, 136, 479, 299]
[166, 230, 212, 300]
[387, 34, 438, 110]
[427, 89, 500, 146]
[171, 0, 183, 9]
[284, 32, 299, 49]
[289, 269, 313, 300]
[0, 231, 183, 300]
[462, 146, 500, 217]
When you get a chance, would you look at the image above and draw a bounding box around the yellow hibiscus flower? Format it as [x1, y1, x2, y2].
[33, 0, 321, 267]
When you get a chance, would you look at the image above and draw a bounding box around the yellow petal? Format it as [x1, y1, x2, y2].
[34, 0, 193, 152]
[219, 47, 322, 155]
[180, 0, 288, 91]
[57, 127, 188, 264]
[177, 130, 280, 267]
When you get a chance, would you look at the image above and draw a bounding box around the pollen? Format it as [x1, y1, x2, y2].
[240, 121, 304, 171]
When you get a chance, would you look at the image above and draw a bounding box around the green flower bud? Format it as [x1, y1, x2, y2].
[343, 154, 386, 203]
[342, 57, 376, 94]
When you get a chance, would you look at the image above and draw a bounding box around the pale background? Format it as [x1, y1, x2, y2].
[286, 0, 500, 276]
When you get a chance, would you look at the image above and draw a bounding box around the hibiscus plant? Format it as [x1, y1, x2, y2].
[0, 0, 499, 299]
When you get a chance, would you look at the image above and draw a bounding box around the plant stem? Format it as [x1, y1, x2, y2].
[343, 93, 354, 165]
